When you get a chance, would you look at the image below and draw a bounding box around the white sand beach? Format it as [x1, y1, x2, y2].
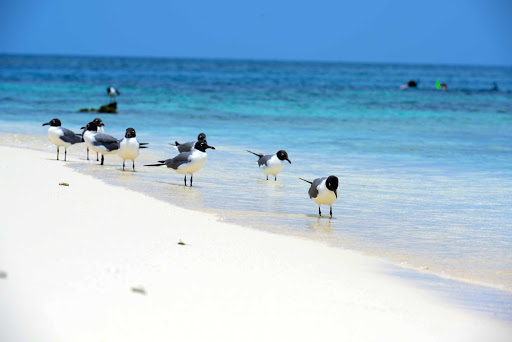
[0, 145, 510, 342]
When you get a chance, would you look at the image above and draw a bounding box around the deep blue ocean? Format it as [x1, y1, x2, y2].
[1, 54, 511, 295]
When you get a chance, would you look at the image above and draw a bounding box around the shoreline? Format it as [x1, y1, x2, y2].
[1, 131, 511, 293]
[0, 145, 511, 341]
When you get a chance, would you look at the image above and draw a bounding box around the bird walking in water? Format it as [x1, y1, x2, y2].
[170, 133, 207, 153]
[107, 87, 120, 103]
[300, 175, 339, 217]
[42, 118, 82, 161]
[81, 121, 119, 165]
[145, 141, 215, 187]
[247, 150, 291, 180]
[119, 127, 148, 171]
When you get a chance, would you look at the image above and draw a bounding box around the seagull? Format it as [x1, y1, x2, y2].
[247, 150, 291, 180]
[81, 121, 119, 165]
[42, 118, 82, 161]
[107, 87, 120, 103]
[84, 118, 106, 161]
[145, 140, 215, 187]
[169, 133, 207, 153]
[119, 127, 149, 171]
[299, 176, 339, 217]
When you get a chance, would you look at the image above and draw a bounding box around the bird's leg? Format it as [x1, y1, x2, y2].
[57, 146, 59, 160]
[96, 152, 99, 161]
[101, 154, 104, 165]
[123, 160, 125, 171]
[190, 174, 193, 187]
[132, 161, 135, 171]
[64, 148, 67, 161]
[330, 205, 333, 217]
[318, 206, 321, 216]
[275, 176, 277, 181]
[266, 175, 268, 180]
[87, 147, 89, 160]
[184, 175, 187, 186]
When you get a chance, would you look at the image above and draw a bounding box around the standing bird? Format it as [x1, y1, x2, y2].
[119, 127, 149, 171]
[85, 117, 106, 161]
[247, 150, 291, 181]
[81, 121, 119, 165]
[42, 118, 82, 161]
[300, 176, 339, 217]
[145, 141, 215, 187]
[170, 133, 207, 153]
[107, 87, 120, 103]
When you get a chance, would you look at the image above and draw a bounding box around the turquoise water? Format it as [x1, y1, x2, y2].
[1, 54, 511, 292]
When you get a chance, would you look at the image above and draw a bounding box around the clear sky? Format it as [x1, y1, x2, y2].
[0, 0, 510, 65]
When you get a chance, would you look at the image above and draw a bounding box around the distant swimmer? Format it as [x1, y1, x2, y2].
[436, 79, 448, 90]
[247, 150, 291, 181]
[107, 86, 120, 103]
[299, 176, 339, 217]
[43, 118, 83, 161]
[400, 80, 417, 89]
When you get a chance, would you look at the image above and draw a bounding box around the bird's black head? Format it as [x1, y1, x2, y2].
[81, 121, 98, 132]
[276, 150, 291, 164]
[197, 132, 206, 140]
[42, 118, 61, 127]
[194, 140, 215, 152]
[93, 118, 105, 127]
[326, 175, 339, 198]
[125, 127, 136, 138]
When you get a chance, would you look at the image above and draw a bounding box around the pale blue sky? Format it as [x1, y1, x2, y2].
[0, 0, 510, 65]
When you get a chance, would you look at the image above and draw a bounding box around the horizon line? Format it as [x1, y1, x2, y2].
[1, 51, 511, 68]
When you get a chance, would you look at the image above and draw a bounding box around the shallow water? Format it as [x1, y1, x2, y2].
[1, 55, 511, 294]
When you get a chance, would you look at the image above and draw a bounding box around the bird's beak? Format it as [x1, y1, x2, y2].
[100, 123, 105, 127]
[80, 126, 85, 129]
[286, 158, 291, 164]
[207, 145, 216, 150]
[334, 189, 338, 198]
[42, 122, 49, 126]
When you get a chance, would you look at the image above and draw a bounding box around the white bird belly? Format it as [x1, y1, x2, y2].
[84, 131, 117, 155]
[312, 183, 338, 205]
[48, 127, 71, 147]
[119, 138, 139, 160]
[175, 152, 207, 175]
[259, 156, 284, 176]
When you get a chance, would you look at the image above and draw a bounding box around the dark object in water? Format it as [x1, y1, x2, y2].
[178, 240, 186, 245]
[78, 108, 98, 112]
[408, 80, 417, 87]
[59, 182, 69, 186]
[131, 286, 146, 295]
[0, 271, 7, 279]
[98, 102, 117, 114]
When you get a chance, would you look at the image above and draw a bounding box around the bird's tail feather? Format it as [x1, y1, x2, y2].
[247, 150, 263, 158]
[299, 177, 312, 184]
[144, 162, 165, 166]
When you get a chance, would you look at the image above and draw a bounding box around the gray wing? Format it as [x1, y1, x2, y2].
[165, 151, 193, 170]
[257, 155, 272, 167]
[308, 177, 326, 199]
[60, 127, 82, 144]
[177, 141, 194, 153]
[93, 133, 119, 152]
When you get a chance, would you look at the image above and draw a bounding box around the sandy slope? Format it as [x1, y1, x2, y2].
[0, 145, 510, 342]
